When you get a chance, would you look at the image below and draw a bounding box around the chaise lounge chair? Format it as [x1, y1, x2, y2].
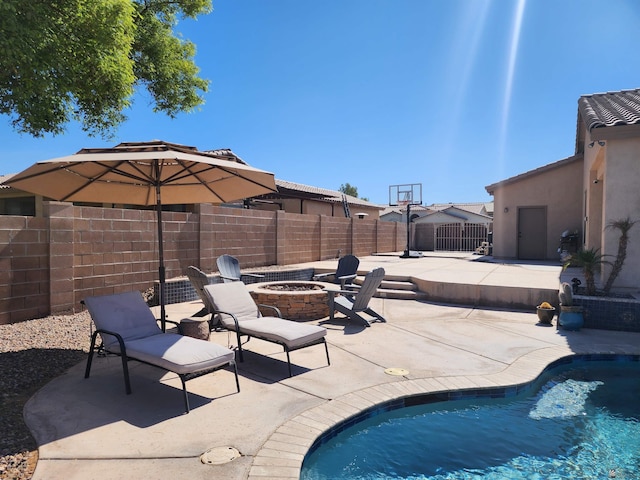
[326, 267, 386, 327]
[313, 254, 360, 288]
[83, 291, 240, 413]
[203, 282, 330, 377]
[216, 254, 265, 283]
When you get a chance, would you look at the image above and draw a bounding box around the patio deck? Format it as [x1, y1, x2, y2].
[24, 254, 640, 479]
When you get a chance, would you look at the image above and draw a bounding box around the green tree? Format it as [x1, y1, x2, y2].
[0, 0, 211, 138]
[339, 183, 358, 198]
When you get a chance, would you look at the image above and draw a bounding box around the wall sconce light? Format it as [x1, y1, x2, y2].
[503, 207, 509, 213]
[593, 179, 600, 184]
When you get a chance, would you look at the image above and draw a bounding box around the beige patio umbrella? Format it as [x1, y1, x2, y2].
[6, 140, 277, 330]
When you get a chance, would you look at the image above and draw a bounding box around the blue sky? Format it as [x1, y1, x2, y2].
[2, 0, 640, 205]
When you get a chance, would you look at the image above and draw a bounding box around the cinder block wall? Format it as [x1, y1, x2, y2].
[319, 216, 351, 260]
[0, 215, 50, 322]
[0, 203, 405, 324]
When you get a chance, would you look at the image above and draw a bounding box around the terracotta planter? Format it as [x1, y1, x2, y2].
[536, 307, 556, 325]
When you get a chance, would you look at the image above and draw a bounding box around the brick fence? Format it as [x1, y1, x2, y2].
[0, 202, 404, 324]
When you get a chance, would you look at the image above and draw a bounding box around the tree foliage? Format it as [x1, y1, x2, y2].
[339, 183, 358, 198]
[0, 0, 211, 138]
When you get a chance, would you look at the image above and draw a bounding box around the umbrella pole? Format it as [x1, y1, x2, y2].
[156, 183, 167, 332]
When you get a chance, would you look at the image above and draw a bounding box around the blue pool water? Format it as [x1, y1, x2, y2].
[301, 357, 640, 479]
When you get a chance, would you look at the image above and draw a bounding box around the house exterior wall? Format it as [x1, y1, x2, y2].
[0, 202, 404, 324]
[490, 158, 583, 260]
[589, 136, 640, 288]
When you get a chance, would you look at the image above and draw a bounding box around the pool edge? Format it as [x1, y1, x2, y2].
[247, 345, 640, 480]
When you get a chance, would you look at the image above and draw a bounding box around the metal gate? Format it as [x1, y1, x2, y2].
[435, 223, 489, 251]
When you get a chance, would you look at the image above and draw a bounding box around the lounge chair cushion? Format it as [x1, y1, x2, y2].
[119, 334, 235, 376]
[209, 282, 262, 324]
[84, 292, 236, 376]
[203, 282, 327, 348]
[84, 291, 163, 349]
[227, 317, 326, 349]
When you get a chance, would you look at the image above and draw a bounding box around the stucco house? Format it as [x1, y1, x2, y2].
[486, 88, 640, 291]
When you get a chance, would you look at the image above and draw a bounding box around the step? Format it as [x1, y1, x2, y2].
[374, 288, 428, 301]
[355, 276, 419, 292]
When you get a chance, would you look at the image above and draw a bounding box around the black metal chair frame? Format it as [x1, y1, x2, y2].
[84, 320, 240, 414]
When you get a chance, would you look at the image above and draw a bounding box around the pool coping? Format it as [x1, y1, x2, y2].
[248, 345, 640, 479]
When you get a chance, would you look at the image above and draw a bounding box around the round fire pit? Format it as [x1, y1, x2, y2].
[247, 281, 333, 320]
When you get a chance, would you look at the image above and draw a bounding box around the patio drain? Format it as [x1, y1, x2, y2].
[200, 446, 241, 465]
[384, 367, 409, 376]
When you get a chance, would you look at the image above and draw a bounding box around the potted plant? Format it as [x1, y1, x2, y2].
[536, 301, 555, 325]
[557, 282, 584, 330]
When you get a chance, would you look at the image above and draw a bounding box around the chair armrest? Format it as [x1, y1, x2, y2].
[325, 289, 357, 297]
[337, 273, 357, 288]
[257, 303, 282, 318]
[312, 271, 336, 281]
[94, 328, 128, 356]
[163, 319, 182, 334]
[220, 275, 240, 281]
[212, 309, 241, 330]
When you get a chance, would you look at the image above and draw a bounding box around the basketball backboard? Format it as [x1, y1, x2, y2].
[389, 183, 422, 206]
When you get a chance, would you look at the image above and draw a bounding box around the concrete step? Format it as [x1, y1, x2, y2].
[374, 288, 429, 301]
[380, 279, 416, 291]
[354, 274, 426, 300]
[355, 276, 417, 291]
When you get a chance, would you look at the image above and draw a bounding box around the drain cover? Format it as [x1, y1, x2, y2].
[200, 446, 241, 465]
[384, 367, 409, 376]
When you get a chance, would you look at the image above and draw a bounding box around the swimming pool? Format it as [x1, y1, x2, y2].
[301, 355, 640, 479]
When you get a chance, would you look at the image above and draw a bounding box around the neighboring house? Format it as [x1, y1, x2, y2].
[486, 88, 640, 291]
[380, 202, 494, 252]
[0, 147, 383, 220]
[380, 202, 492, 223]
[249, 179, 383, 219]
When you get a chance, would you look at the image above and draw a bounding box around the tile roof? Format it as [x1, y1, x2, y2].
[274, 179, 381, 208]
[0, 173, 16, 189]
[578, 88, 640, 131]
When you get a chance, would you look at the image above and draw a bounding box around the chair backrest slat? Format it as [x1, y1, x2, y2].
[217, 254, 241, 283]
[352, 267, 385, 311]
[186, 266, 214, 312]
[335, 254, 359, 282]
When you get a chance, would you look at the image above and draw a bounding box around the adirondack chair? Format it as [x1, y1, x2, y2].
[326, 267, 386, 327]
[216, 254, 265, 283]
[313, 254, 359, 288]
[186, 265, 214, 315]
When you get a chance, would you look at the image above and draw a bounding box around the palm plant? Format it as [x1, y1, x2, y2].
[603, 217, 636, 295]
[564, 248, 609, 295]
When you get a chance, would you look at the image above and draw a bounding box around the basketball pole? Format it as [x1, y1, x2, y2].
[401, 202, 411, 258]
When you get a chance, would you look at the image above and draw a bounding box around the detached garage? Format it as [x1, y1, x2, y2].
[485, 155, 583, 261]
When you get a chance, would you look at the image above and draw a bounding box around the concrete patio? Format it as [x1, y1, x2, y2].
[24, 254, 640, 479]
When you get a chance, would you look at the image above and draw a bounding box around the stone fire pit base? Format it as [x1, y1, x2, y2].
[247, 281, 334, 320]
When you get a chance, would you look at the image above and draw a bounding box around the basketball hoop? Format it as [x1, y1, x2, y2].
[388, 183, 423, 258]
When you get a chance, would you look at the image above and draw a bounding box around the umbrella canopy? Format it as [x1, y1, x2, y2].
[6, 140, 277, 330]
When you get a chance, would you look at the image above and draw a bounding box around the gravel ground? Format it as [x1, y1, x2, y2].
[0, 311, 92, 480]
